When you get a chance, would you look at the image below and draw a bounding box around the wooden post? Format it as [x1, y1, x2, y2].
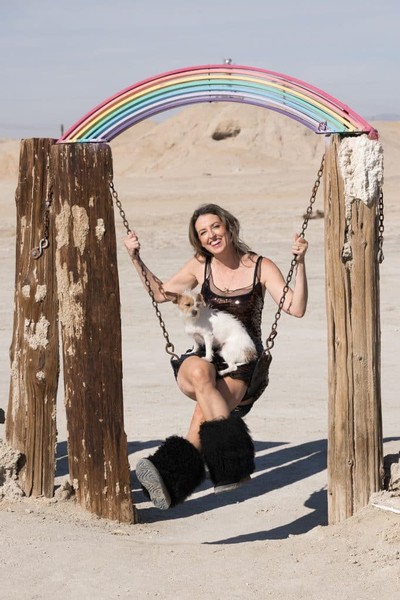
[6, 138, 59, 498]
[324, 135, 383, 524]
[51, 142, 134, 523]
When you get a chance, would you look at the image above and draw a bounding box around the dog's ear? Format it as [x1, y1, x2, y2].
[196, 293, 206, 306]
[164, 291, 179, 304]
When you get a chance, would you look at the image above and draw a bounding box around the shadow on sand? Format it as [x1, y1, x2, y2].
[132, 438, 328, 540]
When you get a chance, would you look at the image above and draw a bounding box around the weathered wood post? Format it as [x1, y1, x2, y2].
[324, 134, 384, 524]
[6, 138, 59, 498]
[51, 142, 134, 523]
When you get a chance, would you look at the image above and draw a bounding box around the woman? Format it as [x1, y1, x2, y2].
[124, 204, 308, 510]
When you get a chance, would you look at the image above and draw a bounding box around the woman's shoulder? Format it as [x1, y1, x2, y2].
[246, 254, 277, 279]
[242, 252, 264, 266]
[258, 255, 279, 271]
[258, 256, 283, 288]
[190, 254, 207, 269]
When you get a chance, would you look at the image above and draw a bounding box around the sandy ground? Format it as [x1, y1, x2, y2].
[0, 105, 399, 599]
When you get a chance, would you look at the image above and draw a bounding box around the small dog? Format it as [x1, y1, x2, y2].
[171, 290, 257, 376]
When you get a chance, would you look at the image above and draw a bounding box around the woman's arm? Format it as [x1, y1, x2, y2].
[124, 232, 201, 303]
[261, 234, 308, 318]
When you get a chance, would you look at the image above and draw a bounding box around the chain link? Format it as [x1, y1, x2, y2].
[32, 188, 53, 259]
[377, 187, 385, 264]
[110, 181, 131, 235]
[110, 181, 179, 359]
[265, 154, 325, 352]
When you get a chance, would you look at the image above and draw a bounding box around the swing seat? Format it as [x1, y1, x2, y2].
[231, 351, 271, 416]
[237, 351, 272, 412]
[241, 351, 272, 403]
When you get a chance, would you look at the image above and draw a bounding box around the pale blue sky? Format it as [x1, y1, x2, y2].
[1, 0, 399, 138]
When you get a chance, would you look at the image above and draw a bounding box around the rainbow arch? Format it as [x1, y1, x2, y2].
[58, 64, 375, 143]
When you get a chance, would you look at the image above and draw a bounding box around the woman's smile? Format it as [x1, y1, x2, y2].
[210, 237, 223, 248]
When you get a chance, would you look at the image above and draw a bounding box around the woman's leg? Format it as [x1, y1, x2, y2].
[180, 360, 254, 492]
[186, 403, 254, 493]
[177, 356, 247, 422]
[185, 372, 247, 449]
[136, 358, 249, 509]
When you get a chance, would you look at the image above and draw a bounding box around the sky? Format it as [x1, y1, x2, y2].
[1, 0, 399, 139]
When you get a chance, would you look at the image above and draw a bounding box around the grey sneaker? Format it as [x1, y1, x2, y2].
[136, 458, 171, 510]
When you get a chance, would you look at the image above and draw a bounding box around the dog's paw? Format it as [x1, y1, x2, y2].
[218, 365, 238, 376]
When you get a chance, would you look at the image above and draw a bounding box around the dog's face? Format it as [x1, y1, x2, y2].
[175, 291, 206, 320]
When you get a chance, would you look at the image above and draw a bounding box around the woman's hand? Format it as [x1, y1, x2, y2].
[292, 234, 308, 263]
[124, 231, 140, 258]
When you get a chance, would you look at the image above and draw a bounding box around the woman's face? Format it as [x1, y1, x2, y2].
[195, 213, 230, 255]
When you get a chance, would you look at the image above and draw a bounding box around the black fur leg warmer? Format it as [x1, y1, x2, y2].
[199, 414, 255, 486]
[146, 436, 205, 507]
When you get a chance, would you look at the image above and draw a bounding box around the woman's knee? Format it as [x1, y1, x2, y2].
[176, 358, 215, 398]
[189, 362, 216, 390]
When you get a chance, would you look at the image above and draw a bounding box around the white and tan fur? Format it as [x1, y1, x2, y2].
[171, 290, 257, 376]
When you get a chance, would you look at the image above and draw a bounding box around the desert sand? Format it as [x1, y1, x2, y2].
[0, 104, 399, 599]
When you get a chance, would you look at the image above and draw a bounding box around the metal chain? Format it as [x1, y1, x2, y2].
[377, 187, 385, 264]
[32, 188, 53, 259]
[110, 181, 179, 359]
[110, 180, 131, 234]
[265, 154, 325, 352]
